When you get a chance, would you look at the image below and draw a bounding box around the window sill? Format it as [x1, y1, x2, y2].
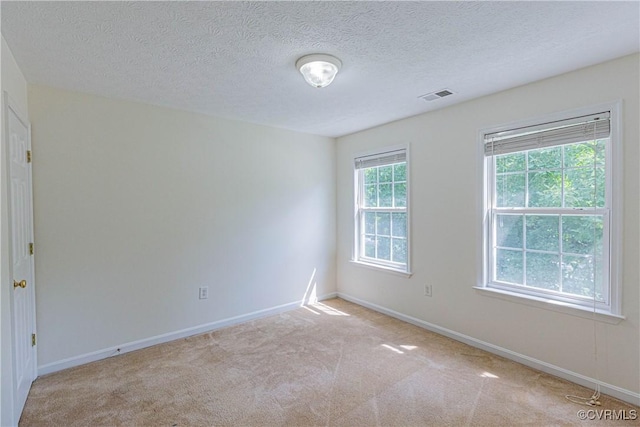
[473, 286, 625, 325]
[350, 260, 413, 278]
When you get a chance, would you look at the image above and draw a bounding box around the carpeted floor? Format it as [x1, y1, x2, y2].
[20, 298, 638, 426]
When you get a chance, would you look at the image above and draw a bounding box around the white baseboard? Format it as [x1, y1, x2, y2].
[38, 292, 338, 376]
[337, 292, 640, 407]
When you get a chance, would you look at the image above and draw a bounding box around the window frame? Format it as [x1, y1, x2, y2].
[479, 103, 622, 317]
[353, 145, 411, 276]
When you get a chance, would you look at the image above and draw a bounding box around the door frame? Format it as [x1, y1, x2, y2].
[2, 90, 37, 424]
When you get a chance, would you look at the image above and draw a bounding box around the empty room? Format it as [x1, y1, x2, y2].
[1, 1, 639, 426]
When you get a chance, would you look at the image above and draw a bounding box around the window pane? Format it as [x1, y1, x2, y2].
[364, 212, 376, 234]
[496, 214, 522, 249]
[377, 236, 391, 260]
[364, 168, 377, 184]
[596, 167, 606, 208]
[364, 235, 376, 258]
[357, 153, 408, 271]
[564, 168, 605, 208]
[562, 254, 604, 301]
[528, 171, 562, 207]
[392, 213, 407, 238]
[562, 216, 603, 255]
[564, 141, 605, 169]
[364, 184, 377, 207]
[526, 253, 560, 290]
[496, 249, 523, 284]
[394, 163, 406, 181]
[496, 173, 525, 207]
[394, 183, 406, 207]
[377, 213, 391, 236]
[378, 183, 393, 207]
[496, 152, 525, 173]
[486, 118, 612, 309]
[379, 166, 393, 183]
[528, 147, 561, 170]
[526, 215, 559, 252]
[392, 238, 407, 263]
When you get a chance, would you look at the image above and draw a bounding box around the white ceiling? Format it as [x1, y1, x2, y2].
[2, 1, 639, 138]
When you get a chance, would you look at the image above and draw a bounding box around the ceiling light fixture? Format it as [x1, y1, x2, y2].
[296, 54, 342, 88]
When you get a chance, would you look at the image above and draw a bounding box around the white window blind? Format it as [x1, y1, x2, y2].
[355, 149, 406, 169]
[484, 112, 610, 156]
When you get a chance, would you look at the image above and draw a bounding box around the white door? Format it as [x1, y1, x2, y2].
[5, 93, 37, 416]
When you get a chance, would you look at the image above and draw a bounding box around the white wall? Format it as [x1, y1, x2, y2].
[1, 35, 30, 427]
[28, 85, 336, 368]
[336, 54, 639, 397]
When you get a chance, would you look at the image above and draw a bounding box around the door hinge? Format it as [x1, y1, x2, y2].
[29, 243, 34, 255]
[31, 333, 36, 346]
[26, 150, 32, 163]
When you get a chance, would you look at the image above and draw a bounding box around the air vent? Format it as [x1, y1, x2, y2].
[418, 89, 455, 102]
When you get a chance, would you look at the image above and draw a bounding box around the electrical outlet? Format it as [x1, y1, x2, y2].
[424, 284, 432, 297]
[199, 286, 209, 300]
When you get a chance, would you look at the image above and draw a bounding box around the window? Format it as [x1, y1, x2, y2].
[482, 108, 620, 314]
[354, 148, 410, 274]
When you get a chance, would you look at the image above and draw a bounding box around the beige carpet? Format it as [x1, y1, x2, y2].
[20, 298, 638, 426]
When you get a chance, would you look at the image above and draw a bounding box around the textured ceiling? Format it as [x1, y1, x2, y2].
[2, 1, 639, 137]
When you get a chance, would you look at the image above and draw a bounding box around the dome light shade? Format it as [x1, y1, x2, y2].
[296, 54, 342, 88]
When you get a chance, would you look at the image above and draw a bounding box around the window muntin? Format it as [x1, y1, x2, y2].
[355, 149, 409, 272]
[484, 111, 615, 311]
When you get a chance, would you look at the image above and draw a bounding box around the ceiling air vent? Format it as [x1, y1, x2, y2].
[418, 89, 454, 102]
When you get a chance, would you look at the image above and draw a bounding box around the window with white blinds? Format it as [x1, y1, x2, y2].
[481, 107, 620, 315]
[353, 147, 410, 274]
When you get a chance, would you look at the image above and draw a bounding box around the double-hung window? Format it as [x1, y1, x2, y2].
[482, 107, 620, 315]
[354, 148, 410, 274]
